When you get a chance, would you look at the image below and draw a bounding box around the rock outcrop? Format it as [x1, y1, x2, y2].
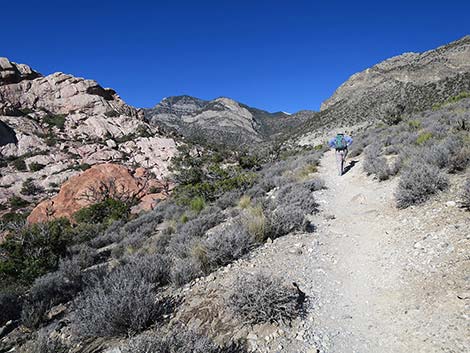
[27, 163, 171, 223]
[321, 36, 470, 112]
[292, 35, 470, 143]
[0, 59, 137, 117]
[0, 57, 178, 213]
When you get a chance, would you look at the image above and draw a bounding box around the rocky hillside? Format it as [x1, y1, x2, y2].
[292, 35, 470, 143]
[0, 58, 177, 219]
[144, 95, 309, 146]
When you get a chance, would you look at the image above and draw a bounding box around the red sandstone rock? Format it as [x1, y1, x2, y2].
[27, 163, 170, 223]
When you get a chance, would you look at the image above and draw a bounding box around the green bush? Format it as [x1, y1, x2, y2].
[1, 211, 28, 223]
[189, 196, 206, 213]
[74, 198, 130, 225]
[9, 195, 30, 209]
[12, 159, 27, 171]
[21, 178, 44, 196]
[416, 132, 433, 145]
[43, 114, 66, 130]
[0, 218, 73, 284]
[29, 162, 46, 172]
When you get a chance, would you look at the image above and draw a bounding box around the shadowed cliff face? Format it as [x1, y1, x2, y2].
[0, 121, 17, 146]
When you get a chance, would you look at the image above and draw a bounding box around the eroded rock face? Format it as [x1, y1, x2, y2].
[0, 57, 178, 210]
[27, 163, 170, 223]
[291, 36, 470, 143]
[321, 36, 470, 113]
[0, 58, 137, 117]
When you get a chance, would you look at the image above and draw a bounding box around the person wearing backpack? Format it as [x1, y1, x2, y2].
[328, 133, 353, 176]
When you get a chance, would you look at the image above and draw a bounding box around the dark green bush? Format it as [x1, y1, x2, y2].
[21, 178, 44, 196]
[43, 114, 66, 130]
[9, 195, 30, 209]
[0, 292, 22, 326]
[29, 162, 46, 172]
[0, 218, 73, 284]
[12, 159, 27, 171]
[74, 198, 130, 225]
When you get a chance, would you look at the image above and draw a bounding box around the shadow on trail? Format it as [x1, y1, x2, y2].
[343, 160, 358, 175]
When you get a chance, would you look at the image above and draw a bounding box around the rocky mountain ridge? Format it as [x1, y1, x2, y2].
[292, 35, 470, 144]
[144, 95, 310, 146]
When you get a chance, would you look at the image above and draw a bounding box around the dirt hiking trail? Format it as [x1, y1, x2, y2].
[237, 150, 467, 352]
[276, 150, 468, 353]
[304, 150, 414, 352]
[178, 150, 468, 353]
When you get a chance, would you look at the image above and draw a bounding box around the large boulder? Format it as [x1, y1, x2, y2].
[27, 163, 170, 223]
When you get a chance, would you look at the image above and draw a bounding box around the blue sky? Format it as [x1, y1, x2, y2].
[2, 0, 469, 113]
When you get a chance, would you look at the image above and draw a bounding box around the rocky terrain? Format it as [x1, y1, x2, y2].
[0, 36, 469, 353]
[144, 95, 309, 146]
[0, 58, 177, 219]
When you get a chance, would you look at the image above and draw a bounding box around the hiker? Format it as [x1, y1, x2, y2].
[328, 133, 353, 176]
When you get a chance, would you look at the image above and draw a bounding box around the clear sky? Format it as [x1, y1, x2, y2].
[2, 0, 469, 113]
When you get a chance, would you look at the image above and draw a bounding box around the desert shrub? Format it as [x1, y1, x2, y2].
[228, 272, 302, 325]
[425, 139, 458, 169]
[43, 114, 66, 130]
[448, 147, 470, 173]
[12, 158, 27, 171]
[381, 103, 405, 125]
[276, 182, 319, 214]
[21, 178, 44, 195]
[363, 144, 391, 181]
[241, 206, 266, 242]
[215, 190, 242, 209]
[8, 195, 30, 210]
[0, 292, 21, 326]
[302, 178, 326, 191]
[0, 218, 73, 284]
[203, 223, 255, 270]
[460, 178, 470, 210]
[74, 198, 130, 225]
[27, 331, 68, 353]
[170, 257, 203, 286]
[266, 206, 306, 239]
[408, 120, 422, 129]
[73, 266, 175, 337]
[396, 161, 449, 208]
[190, 196, 206, 213]
[177, 208, 225, 238]
[29, 162, 46, 172]
[416, 131, 433, 145]
[295, 164, 318, 180]
[22, 263, 83, 329]
[121, 253, 171, 287]
[238, 195, 251, 209]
